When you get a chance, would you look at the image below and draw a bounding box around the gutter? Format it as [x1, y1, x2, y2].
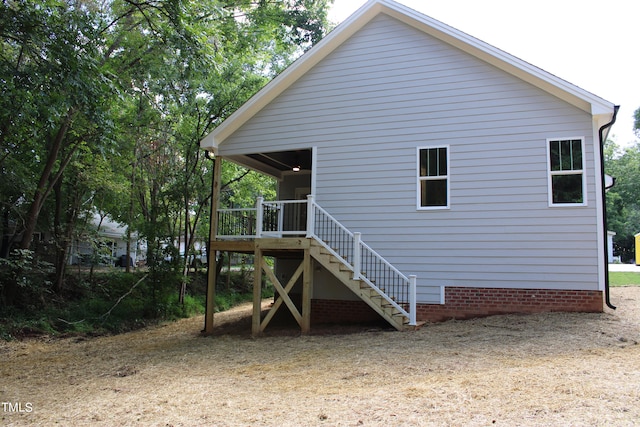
[599, 105, 620, 310]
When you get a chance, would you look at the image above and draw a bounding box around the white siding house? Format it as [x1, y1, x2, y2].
[69, 213, 141, 267]
[201, 0, 617, 329]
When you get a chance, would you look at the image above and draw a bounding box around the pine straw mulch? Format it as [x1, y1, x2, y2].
[1, 287, 639, 427]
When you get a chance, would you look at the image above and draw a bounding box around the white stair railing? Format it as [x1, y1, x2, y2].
[305, 195, 416, 326]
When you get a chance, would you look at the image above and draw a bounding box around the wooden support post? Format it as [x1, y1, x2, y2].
[204, 155, 222, 334]
[252, 247, 263, 337]
[301, 248, 312, 334]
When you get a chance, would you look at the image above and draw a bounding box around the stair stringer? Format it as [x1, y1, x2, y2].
[308, 240, 408, 331]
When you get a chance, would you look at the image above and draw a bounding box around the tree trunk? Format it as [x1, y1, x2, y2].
[19, 110, 75, 251]
[53, 177, 78, 294]
[126, 149, 136, 274]
[53, 180, 66, 294]
[1, 208, 12, 258]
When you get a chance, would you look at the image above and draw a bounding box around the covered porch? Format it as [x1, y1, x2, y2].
[203, 152, 417, 336]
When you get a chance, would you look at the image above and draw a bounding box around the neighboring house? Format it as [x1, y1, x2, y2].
[607, 231, 616, 263]
[69, 213, 142, 267]
[174, 238, 208, 267]
[200, 0, 618, 334]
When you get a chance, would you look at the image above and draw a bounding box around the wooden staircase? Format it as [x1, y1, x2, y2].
[308, 239, 410, 331]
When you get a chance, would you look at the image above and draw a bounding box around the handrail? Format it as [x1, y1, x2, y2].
[216, 207, 258, 238]
[305, 195, 416, 325]
[261, 199, 308, 236]
[358, 239, 416, 325]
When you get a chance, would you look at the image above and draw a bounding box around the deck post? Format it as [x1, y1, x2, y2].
[252, 247, 263, 336]
[204, 155, 222, 334]
[353, 232, 362, 280]
[255, 196, 264, 238]
[306, 194, 315, 238]
[301, 248, 312, 333]
[409, 275, 417, 326]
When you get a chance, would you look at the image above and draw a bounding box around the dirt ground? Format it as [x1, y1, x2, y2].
[1, 287, 639, 427]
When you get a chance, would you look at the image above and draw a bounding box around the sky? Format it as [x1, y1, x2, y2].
[328, 0, 639, 147]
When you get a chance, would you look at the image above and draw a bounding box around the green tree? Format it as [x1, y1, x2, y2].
[605, 120, 640, 261]
[119, 0, 330, 303]
[0, 0, 332, 309]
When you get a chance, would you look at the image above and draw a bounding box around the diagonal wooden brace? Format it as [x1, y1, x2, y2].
[260, 261, 304, 331]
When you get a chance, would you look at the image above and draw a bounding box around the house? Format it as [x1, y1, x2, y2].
[199, 0, 618, 335]
[69, 213, 143, 267]
[608, 231, 617, 263]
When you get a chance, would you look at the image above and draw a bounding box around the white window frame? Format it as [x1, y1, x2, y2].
[546, 137, 587, 207]
[417, 146, 450, 210]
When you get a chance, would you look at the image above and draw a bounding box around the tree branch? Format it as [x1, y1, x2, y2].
[221, 169, 251, 192]
[100, 274, 148, 322]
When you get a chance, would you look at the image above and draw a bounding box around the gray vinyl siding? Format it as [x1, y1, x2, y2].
[219, 13, 600, 301]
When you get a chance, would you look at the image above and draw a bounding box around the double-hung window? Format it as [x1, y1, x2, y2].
[547, 138, 586, 206]
[417, 146, 449, 209]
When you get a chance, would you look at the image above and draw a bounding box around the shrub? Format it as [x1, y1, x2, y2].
[0, 249, 54, 309]
[0, 264, 269, 340]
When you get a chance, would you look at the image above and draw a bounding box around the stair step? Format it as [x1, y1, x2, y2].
[403, 321, 427, 331]
[359, 281, 376, 288]
[359, 281, 381, 288]
[311, 237, 408, 332]
[363, 288, 387, 298]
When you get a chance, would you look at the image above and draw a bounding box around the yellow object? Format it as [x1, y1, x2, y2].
[635, 233, 640, 265]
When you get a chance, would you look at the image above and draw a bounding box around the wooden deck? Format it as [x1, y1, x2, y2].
[205, 236, 411, 336]
[209, 237, 310, 256]
[203, 158, 415, 336]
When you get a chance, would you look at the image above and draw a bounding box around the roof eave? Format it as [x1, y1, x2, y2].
[380, 1, 615, 116]
[199, 0, 616, 150]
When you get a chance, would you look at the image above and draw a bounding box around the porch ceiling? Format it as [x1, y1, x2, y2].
[227, 149, 312, 178]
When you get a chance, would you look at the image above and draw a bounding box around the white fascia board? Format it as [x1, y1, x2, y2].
[594, 112, 617, 141]
[200, 131, 218, 153]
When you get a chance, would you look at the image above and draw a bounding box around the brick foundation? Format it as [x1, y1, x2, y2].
[310, 287, 604, 325]
[419, 287, 603, 322]
[311, 299, 383, 325]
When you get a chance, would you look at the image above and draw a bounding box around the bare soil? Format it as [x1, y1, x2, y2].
[1, 287, 639, 426]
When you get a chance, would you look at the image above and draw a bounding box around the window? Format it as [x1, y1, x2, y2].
[547, 138, 586, 206]
[417, 146, 449, 209]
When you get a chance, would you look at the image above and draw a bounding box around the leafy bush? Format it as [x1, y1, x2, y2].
[0, 266, 266, 340]
[0, 249, 54, 309]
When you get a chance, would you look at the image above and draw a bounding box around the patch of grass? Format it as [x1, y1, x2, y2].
[215, 291, 253, 312]
[609, 271, 640, 287]
[213, 281, 274, 312]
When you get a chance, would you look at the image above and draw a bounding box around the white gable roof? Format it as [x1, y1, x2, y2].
[201, 0, 614, 151]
